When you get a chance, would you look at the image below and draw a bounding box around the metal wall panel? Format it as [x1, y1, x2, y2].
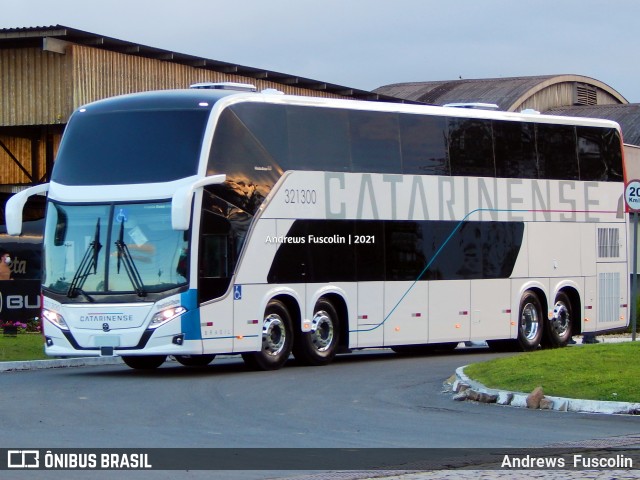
[69, 44, 343, 108]
[1, 43, 347, 129]
[0, 47, 71, 126]
[0, 133, 51, 184]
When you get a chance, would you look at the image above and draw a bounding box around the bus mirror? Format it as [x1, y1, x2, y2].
[171, 175, 226, 231]
[5, 183, 50, 236]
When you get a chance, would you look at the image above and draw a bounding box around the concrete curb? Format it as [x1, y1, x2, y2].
[0, 356, 123, 372]
[451, 365, 640, 415]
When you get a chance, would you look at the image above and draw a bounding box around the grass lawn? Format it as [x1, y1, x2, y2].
[0, 333, 48, 361]
[464, 342, 640, 403]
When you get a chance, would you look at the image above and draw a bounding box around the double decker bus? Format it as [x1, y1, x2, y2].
[6, 83, 627, 369]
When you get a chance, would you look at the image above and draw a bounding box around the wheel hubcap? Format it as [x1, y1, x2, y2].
[262, 314, 286, 357]
[310, 310, 334, 352]
[552, 301, 570, 336]
[520, 302, 539, 341]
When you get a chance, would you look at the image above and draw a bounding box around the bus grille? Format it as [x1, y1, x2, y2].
[598, 272, 620, 323]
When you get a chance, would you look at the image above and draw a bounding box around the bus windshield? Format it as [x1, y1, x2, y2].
[52, 109, 211, 186]
[43, 200, 188, 296]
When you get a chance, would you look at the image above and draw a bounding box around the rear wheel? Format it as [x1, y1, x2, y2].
[516, 290, 544, 351]
[242, 299, 293, 371]
[292, 298, 340, 366]
[543, 292, 573, 348]
[122, 355, 166, 370]
[174, 354, 216, 367]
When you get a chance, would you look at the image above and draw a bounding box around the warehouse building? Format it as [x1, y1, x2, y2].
[3, 26, 640, 193]
[0, 25, 405, 191]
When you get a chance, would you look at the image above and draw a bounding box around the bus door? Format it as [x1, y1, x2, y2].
[198, 206, 235, 352]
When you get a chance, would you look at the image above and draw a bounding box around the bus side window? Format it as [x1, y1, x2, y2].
[537, 124, 579, 180]
[198, 209, 234, 301]
[448, 118, 495, 177]
[200, 235, 229, 278]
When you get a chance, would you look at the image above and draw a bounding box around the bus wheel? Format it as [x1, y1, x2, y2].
[543, 292, 573, 348]
[122, 355, 166, 370]
[517, 290, 544, 351]
[174, 354, 216, 367]
[242, 300, 292, 371]
[293, 298, 340, 366]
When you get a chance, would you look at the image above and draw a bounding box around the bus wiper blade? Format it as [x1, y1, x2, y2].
[115, 221, 147, 297]
[74, 287, 95, 303]
[67, 218, 102, 298]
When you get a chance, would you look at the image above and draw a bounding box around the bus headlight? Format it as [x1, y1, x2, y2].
[42, 308, 69, 331]
[149, 306, 187, 329]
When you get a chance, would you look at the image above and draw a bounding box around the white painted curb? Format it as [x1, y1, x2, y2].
[0, 356, 123, 372]
[453, 365, 640, 415]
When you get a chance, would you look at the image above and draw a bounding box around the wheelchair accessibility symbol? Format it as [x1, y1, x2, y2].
[233, 285, 242, 300]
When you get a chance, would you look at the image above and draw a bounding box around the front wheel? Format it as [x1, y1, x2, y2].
[242, 300, 293, 371]
[292, 298, 340, 366]
[516, 290, 544, 351]
[122, 355, 167, 370]
[543, 292, 573, 348]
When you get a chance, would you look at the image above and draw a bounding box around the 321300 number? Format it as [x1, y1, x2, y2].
[284, 189, 317, 204]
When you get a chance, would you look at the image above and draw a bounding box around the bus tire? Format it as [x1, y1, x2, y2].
[293, 298, 340, 366]
[543, 292, 573, 348]
[517, 290, 544, 351]
[174, 354, 216, 367]
[122, 355, 166, 370]
[242, 299, 293, 371]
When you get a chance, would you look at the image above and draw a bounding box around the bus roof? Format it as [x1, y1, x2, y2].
[76, 87, 623, 132]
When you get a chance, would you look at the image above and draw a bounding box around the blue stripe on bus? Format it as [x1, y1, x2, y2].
[180, 289, 201, 340]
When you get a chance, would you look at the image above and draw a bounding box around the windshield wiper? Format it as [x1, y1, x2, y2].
[67, 218, 102, 299]
[114, 220, 147, 297]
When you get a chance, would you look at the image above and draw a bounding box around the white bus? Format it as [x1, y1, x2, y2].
[6, 84, 628, 369]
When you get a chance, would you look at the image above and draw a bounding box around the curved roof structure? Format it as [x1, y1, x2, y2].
[374, 74, 628, 112]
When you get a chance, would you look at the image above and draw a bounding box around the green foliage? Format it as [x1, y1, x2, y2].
[464, 343, 640, 402]
[0, 333, 48, 361]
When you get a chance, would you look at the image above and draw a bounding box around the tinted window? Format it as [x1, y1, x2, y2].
[536, 124, 578, 180]
[53, 110, 209, 185]
[287, 106, 351, 172]
[493, 121, 538, 178]
[448, 118, 494, 177]
[224, 103, 289, 170]
[209, 108, 283, 214]
[267, 219, 524, 283]
[387, 220, 524, 281]
[350, 111, 401, 173]
[267, 220, 356, 283]
[384, 221, 426, 281]
[400, 114, 449, 175]
[577, 126, 624, 181]
[355, 221, 385, 281]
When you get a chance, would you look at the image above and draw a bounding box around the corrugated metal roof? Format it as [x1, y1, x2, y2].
[0, 25, 410, 104]
[545, 104, 640, 147]
[374, 76, 558, 108]
[374, 75, 627, 110]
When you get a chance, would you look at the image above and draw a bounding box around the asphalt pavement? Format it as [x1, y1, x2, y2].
[2, 334, 638, 480]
